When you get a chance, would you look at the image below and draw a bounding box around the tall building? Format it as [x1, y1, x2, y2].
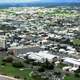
[0, 30, 7, 49]
[0, 36, 6, 49]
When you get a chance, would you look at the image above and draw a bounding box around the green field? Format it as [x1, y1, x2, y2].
[0, 57, 42, 80]
[0, 58, 32, 80]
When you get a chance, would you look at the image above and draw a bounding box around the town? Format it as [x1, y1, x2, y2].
[0, 7, 80, 80]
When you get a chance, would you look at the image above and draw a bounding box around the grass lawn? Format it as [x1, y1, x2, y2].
[0, 57, 42, 80]
[0, 65, 32, 80]
[64, 74, 80, 80]
[0, 57, 32, 80]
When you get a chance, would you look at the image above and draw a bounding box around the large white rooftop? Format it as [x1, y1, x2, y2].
[26, 51, 58, 62]
[63, 57, 80, 66]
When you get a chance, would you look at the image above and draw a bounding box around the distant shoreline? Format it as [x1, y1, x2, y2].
[0, 2, 80, 9]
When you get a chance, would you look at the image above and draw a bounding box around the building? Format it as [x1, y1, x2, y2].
[18, 51, 58, 63]
[0, 36, 6, 49]
[8, 45, 42, 55]
[63, 57, 80, 67]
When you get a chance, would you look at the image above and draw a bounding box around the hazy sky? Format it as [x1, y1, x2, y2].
[0, 0, 80, 3]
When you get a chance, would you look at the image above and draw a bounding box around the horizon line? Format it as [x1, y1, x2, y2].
[0, 2, 80, 3]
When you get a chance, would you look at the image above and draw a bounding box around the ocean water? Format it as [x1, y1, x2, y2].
[0, 2, 80, 9]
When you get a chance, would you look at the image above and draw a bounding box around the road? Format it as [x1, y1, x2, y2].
[0, 75, 20, 80]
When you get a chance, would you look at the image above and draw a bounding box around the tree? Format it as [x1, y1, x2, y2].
[2, 56, 13, 63]
[12, 61, 24, 68]
[42, 59, 54, 70]
[7, 51, 14, 56]
[32, 72, 42, 80]
[75, 66, 80, 77]
[38, 67, 45, 72]
[54, 71, 62, 77]
[14, 75, 20, 79]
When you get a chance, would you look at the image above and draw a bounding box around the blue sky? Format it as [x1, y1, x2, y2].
[0, 0, 80, 3]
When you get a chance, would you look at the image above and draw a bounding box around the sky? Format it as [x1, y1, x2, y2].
[0, 0, 80, 3]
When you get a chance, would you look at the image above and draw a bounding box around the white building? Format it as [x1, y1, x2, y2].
[24, 51, 58, 63]
[0, 36, 6, 48]
[63, 57, 80, 67]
